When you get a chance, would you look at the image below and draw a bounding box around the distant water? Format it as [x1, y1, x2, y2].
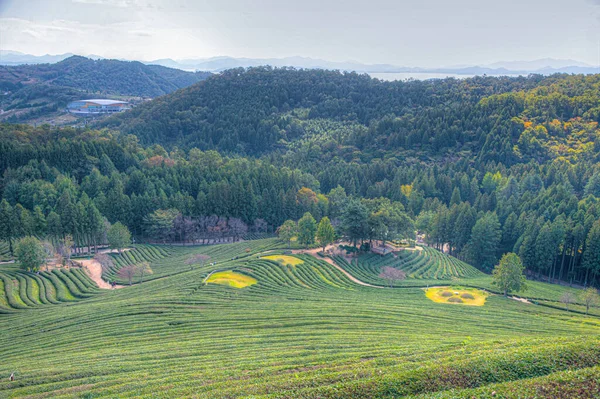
[369, 72, 523, 81]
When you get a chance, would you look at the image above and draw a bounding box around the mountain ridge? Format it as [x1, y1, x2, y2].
[2, 50, 597, 75]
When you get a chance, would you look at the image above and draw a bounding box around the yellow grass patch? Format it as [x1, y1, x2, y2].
[206, 271, 257, 288]
[261, 255, 304, 266]
[424, 286, 488, 306]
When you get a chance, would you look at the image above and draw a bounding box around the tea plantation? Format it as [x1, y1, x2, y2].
[1, 239, 599, 398]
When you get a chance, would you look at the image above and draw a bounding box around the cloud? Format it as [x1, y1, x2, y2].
[71, 0, 157, 8]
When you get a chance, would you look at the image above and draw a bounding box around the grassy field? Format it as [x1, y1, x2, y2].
[1, 239, 599, 398]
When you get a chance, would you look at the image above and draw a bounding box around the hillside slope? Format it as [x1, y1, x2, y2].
[99, 68, 600, 165]
[0, 56, 211, 123]
[1, 240, 599, 398]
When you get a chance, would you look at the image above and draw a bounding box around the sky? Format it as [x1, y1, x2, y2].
[1, 0, 599, 67]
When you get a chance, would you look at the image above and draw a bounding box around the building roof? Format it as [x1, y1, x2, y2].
[78, 99, 129, 105]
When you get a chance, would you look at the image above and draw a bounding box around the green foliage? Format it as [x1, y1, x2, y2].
[0, 238, 599, 397]
[466, 212, 501, 272]
[14, 236, 45, 272]
[493, 252, 527, 296]
[315, 216, 335, 250]
[107, 222, 131, 253]
[297, 212, 317, 247]
[277, 220, 297, 248]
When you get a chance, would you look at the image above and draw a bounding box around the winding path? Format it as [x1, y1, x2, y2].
[76, 258, 124, 290]
[292, 245, 383, 288]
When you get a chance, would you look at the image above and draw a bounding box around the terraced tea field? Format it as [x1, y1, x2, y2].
[333, 247, 484, 286]
[105, 239, 283, 284]
[0, 263, 100, 313]
[1, 239, 599, 398]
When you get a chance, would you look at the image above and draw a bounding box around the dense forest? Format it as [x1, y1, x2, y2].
[1, 69, 600, 288]
[0, 56, 211, 123]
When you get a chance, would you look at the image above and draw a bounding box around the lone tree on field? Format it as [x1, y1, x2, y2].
[580, 287, 599, 315]
[107, 222, 131, 254]
[492, 252, 527, 297]
[118, 264, 137, 285]
[560, 292, 576, 312]
[15, 236, 46, 272]
[186, 253, 211, 269]
[137, 261, 153, 283]
[379, 266, 406, 288]
[297, 212, 317, 248]
[316, 216, 335, 252]
[277, 220, 297, 248]
[118, 262, 153, 285]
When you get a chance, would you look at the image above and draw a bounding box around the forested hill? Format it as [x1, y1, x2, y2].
[0, 56, 211, 97]
[99, 67, 600, 165]
[0, 56, 211, 124]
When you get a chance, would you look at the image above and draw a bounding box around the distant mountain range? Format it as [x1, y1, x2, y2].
[146, 56, 600, 76]
[2, 50, 598, 76]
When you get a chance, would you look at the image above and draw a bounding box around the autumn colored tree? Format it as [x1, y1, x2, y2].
[379, 266, 406, 288]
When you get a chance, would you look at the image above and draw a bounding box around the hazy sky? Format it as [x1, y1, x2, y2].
[1, 0, 599, 67]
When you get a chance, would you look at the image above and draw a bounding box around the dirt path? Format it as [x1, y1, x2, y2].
[292, 246, 383, 288]
[325, 258, 383, 288]
[76, 258, 124, 289]
[511, 296, 531, 304]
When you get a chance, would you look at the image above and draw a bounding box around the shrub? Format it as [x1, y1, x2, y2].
[461, 293, 475, 299]
[440, 291, 453, 297]
[448, 297, 464, 303]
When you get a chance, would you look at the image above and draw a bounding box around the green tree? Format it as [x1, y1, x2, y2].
[466, 212, 501, 271]
[15, 236, 46, 272]
[107, 222, 131, 254]
[535, 222, 556, 278]
[46, 211, 62, 243]
[277, 220, 297, 248]
[492, 252, 527, 297]
[450, 187, 462, 205]
[297, 212, 317, 248]
[144, 208, 179, 242]
[32, 206, 47, 236]
[342, 199, 368, 246]
[582, 220, 600, 287]
[0, 200, 15, 256]
[316, 216, 335, 252]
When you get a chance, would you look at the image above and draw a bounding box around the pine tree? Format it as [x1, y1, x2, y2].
[33, 206, 47, 236]
[582, 220, 600, 287]
[466, 212, 501, 271]
[450, 187, 462, 206]
[0, 200, 15, 256]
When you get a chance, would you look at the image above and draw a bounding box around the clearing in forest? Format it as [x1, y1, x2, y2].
[261, 254, 304, 266]
[206, 271, 257, 288]
[424, 286, 488, 306]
